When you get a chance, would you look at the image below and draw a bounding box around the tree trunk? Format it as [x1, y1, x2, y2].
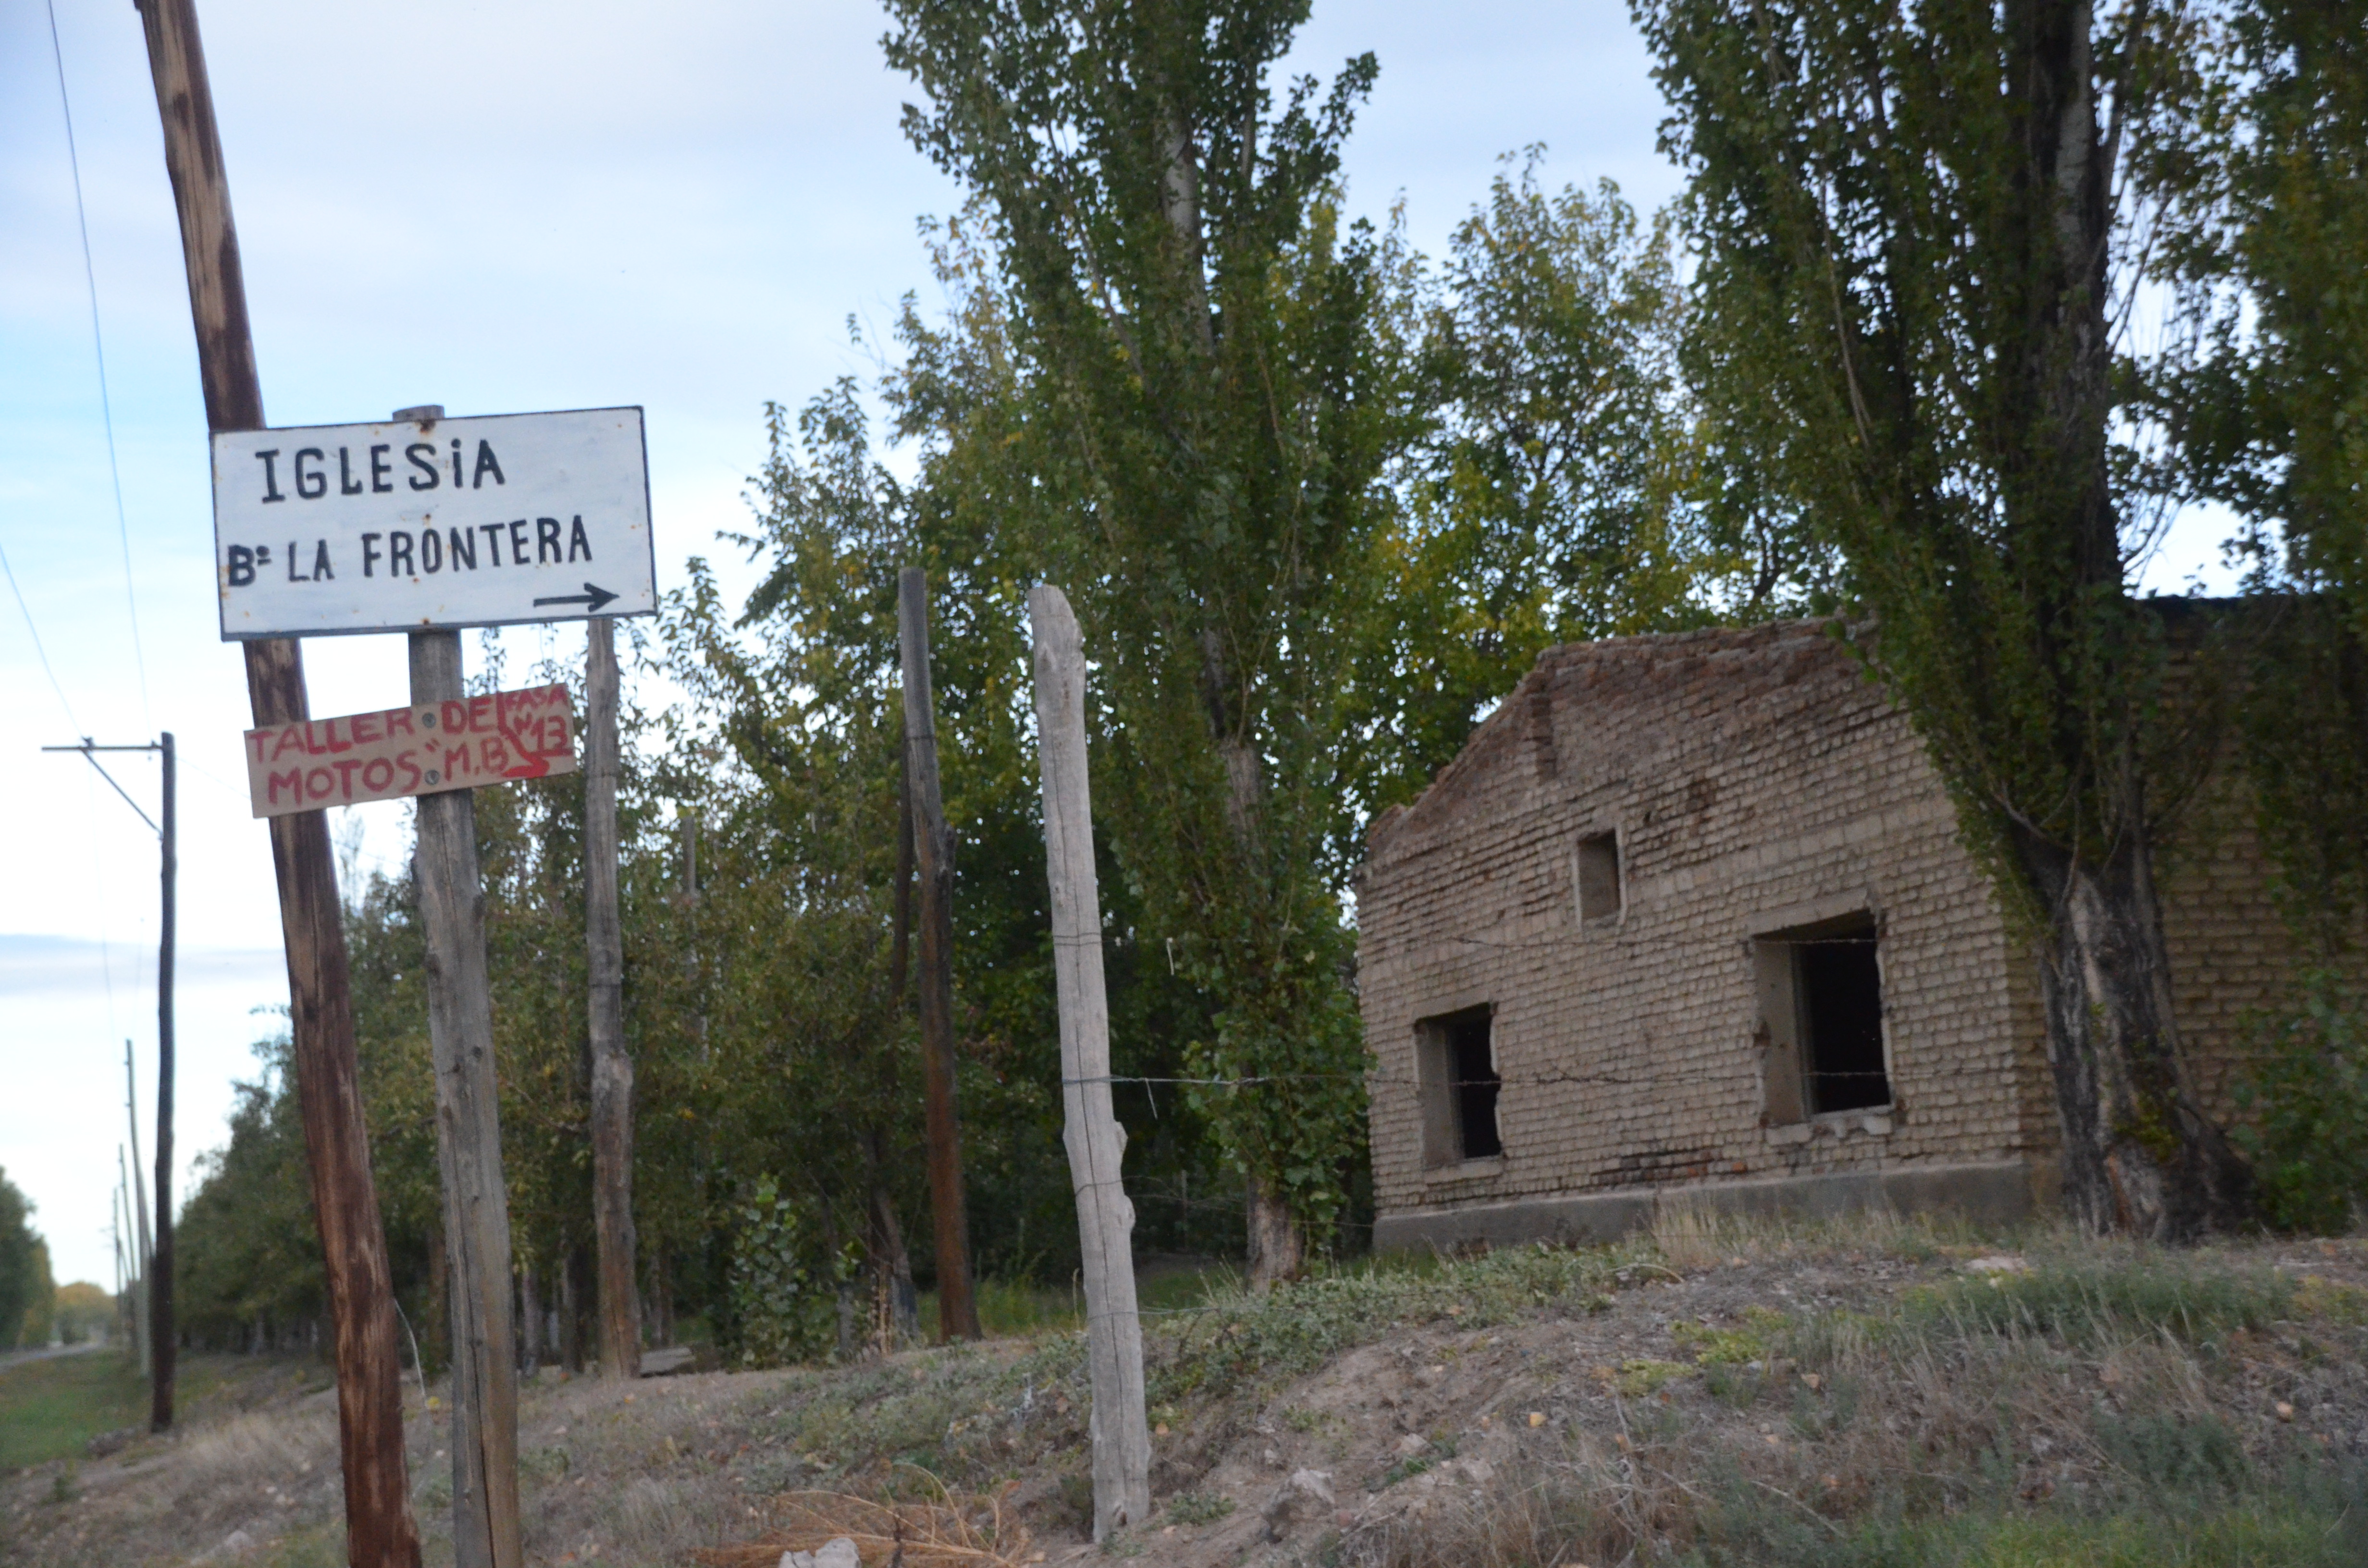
[1244, 1175, 1302, 1290]
[863, 1139, 919, 1348]
[1994, 0, 2252, 1239]
[556, 1250, 582, 1375]
[2013, 822, 2252, 1240]
[517, 1265, 541, 1376]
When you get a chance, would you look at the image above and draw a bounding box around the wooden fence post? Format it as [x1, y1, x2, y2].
[133, 1, 419, 1556]
[1026, 584, 1150, 1539]
[585, 616, 641, 1378]
[409, 624, 524, 1568]
[898, 568, 980, 1341]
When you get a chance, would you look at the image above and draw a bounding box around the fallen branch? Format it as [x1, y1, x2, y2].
[691, 1486, 1036, 1568]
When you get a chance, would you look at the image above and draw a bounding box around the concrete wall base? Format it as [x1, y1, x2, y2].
[1372, 1159, 2040, 1253]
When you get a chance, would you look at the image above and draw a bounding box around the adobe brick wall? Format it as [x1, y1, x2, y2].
[1355, 620, 2292, 1241]
[1358, 623, 2041, 1233]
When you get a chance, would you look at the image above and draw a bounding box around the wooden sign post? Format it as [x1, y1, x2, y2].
[408, 611, 525, 1568]
[133, 2, 420, 1561]
[586, 616, 641, 1379]
[1026, 585, 1150, 1540]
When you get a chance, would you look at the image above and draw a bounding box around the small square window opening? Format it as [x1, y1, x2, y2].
[1576, 831, 1622, 922]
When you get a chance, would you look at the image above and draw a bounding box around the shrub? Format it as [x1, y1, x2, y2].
[2232, 975, 2368, 1234]
[720, 1177, 855, 1368]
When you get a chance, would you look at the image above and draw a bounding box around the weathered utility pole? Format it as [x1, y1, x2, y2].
[133, 1, 418, 1559]
[118, 1139, 148, 1378]
[1026, 585, 1150, 1540]
[41, 736, 174, 1423]
[123, 1045, 153, 1363]
[407, 599, 525, 1568]
[897, 568, 979, 1342]
[153, 731, 177, 1429]
[585, 616, 640, 1379]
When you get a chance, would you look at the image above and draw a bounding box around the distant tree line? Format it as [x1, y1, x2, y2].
[169, 0, 2368, 1365]
[0, 1168, 56, 1351]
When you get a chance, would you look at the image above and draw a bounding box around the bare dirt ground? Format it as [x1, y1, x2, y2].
[6, 1221, 2366, 1568]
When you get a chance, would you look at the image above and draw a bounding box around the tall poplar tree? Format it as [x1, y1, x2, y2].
[2148, 0, 2368, 950]
[1638, 0, 2251, 1237]
[882, 0, 1409, 1280]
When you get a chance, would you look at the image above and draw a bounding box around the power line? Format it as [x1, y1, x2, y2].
[45, 0, 152, 732]
[0, 536, 80, 732]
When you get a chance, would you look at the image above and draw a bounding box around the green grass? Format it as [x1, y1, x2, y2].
[1901, 1254, 2293, 1349]
[0, 1349, 148, 1469]
[1696, 1500, 2368, 1567]
[915, 1258, 1243, 1341]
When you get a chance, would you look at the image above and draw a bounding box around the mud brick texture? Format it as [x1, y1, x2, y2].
[1356, 621, 2297, 1237]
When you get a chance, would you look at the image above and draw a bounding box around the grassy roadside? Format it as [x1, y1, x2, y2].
[0, 1350, 147, 1470]
[6, 1221, 2363, 1567]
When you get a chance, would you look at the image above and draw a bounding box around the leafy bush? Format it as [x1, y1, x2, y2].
[721, 1177, 855, 1368]
[2232, 975, 2368, 1233]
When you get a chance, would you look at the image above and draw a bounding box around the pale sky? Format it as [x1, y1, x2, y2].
[0, 0, 2236, 1291]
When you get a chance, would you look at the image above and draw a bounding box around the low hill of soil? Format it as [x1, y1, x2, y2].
[6, 1214, 2365, 1568]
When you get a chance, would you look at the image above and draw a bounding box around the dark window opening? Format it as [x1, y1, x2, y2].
[1577, 831, 1622, 921]
[1418, 1006, 1502, 1165]
[1798, 922, 1888, 1113]
[1447, 1011, 1503, 1159]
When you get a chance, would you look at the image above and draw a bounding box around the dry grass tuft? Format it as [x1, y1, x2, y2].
[173, 1405, 336, 1493]
[691, 1485, 1036, 1567]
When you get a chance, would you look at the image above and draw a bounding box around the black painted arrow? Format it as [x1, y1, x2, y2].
[533, 582, 620, 612]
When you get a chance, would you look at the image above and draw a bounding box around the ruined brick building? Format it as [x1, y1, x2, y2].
[1356, 620, 2283, 1249]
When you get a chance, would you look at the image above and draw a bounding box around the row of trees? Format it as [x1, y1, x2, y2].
[170, 0, 2367, 1360]
[0, 1168, 56, 1350]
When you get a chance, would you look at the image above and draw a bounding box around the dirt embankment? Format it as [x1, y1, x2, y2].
[7, 1222, 2367, 1568]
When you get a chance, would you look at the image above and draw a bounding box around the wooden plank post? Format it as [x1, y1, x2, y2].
[1025, 584, 1150, 1540]
[152, 729, 177, 1431]
[585, 616, 641, 1378]
[897, 568, 981, 1341]
[134, 2, 419, 1558]
[408, 621, 525, 1568]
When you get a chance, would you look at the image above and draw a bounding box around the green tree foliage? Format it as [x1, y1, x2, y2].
[1357, 150, 1830, 812]
[2140, 2, 2368, 1226]
[52, 1282, 113, 1346]
[2143, 0, 2368, 944]
[2232, 973, 2368, 1233]
[685, 303, 1248, 1281]
[0, 1168, 54, 1350]
[170, 26, 1811, 1339]
[174, 1038, 325, 1349]
[882, 0, 1418, 1275]
[721, 1177, 855, 1367]
[1637, 0, 2251, 1236]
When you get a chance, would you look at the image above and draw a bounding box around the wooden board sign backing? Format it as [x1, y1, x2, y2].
[244, 685, 577, 818]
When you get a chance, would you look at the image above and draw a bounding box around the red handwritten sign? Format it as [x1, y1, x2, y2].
[242, 684, 578, 819]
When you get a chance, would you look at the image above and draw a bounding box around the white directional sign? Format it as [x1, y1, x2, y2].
[210, 406, 655, 639]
